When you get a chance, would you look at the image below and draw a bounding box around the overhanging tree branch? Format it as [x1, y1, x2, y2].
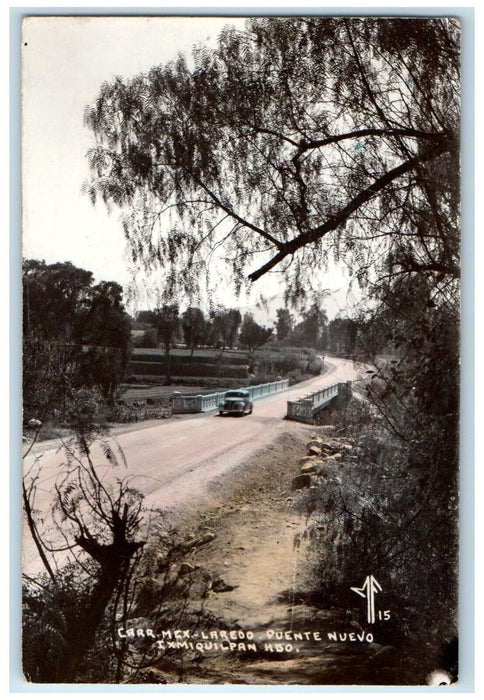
[84, 17, 460, 298]
[191, 174, 283, 248]
[295, 128, 447, 156]
[248, 137, 454, 281]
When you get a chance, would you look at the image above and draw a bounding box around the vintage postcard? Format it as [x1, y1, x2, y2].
[21, 14, 462, 687]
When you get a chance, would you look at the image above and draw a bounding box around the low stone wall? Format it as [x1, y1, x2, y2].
[108, 403, 173, 423]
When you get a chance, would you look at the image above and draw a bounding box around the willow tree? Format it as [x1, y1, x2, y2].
[84, 16, 460, 304]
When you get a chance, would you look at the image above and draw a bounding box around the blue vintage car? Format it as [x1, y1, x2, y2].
[218, 389, 253, 416]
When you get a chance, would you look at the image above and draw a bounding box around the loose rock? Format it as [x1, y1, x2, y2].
[211, 577, 239, 593]
[324, 452, 342, 462]
[299, 456, 325, 469]
[320, 441, 341, 452]
[301, 464, 319, 474]
[292, 473, 312, 490]
[307, 439, 324, 450]
[178, 562, 197, 576]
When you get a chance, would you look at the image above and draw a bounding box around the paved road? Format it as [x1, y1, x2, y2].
[22, 357, 362, 574]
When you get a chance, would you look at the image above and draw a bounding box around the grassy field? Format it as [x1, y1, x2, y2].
[123, 344, 324, 402]
[133, 347, 248, 359]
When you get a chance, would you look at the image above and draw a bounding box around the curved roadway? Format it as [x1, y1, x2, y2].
[22, 357, 362, 573]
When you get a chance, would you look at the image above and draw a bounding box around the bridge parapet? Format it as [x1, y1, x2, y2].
[286, 381, 352, 424]
[246, 379, 288, 401]
[172, 379, 290, 414]
[286, 398, 314, 423]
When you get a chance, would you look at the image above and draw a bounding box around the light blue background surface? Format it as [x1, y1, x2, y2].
[10, 5, 475, 694]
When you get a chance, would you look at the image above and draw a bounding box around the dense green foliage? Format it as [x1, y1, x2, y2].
[325, 317, 359, 357]
[283, 302, 329, 348]
[301, 385, 458, 680]
[23, 260, 131, 417]
[238, 313, 273, 352]
[182, 306, 208, 355]
[208, 307, 242, 350]
[135, 305, 242, 353]
[253, 344, 322, 383]
[275, 309, 293, 341]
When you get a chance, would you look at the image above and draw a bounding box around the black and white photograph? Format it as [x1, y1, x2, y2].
[20, 13, 463, 687]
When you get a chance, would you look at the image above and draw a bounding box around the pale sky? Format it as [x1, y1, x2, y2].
[22, 15, 359, 320]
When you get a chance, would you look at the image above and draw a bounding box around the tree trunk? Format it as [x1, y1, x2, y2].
[164, 346, 171, 384]
[56, 513, 144, 682]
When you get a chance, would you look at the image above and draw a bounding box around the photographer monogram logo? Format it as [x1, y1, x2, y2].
[351, 575, 390, 624]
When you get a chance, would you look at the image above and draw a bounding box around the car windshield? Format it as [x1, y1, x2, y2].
[225, 391, 247, 398]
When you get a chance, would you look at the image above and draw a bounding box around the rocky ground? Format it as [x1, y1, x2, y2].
[127, 425, 411, 686]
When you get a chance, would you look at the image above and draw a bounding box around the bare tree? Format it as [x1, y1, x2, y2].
[22, 428, 146, 682]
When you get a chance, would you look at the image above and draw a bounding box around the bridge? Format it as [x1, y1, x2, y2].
[170, 377, 352, 423]
[172, 379, 290, 413]
[286, 381, 352, 424]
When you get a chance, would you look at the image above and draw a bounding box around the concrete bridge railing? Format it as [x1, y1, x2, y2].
[172, 378, 290, 414]
[286, 381, 352, 424]
[245, 379, 289, 401]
